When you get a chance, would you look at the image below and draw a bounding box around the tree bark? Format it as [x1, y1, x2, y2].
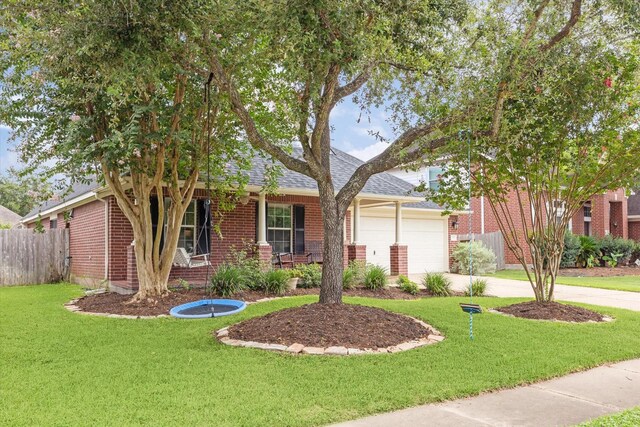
[317, 183, 346, 304]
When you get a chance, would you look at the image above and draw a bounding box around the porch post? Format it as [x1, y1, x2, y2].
[395, 201, 403, 244]
[353, 198, 361, 244]
[257, 191, 267, 245]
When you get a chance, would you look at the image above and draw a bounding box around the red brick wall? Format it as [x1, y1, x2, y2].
[571, 208, 585, 235]
[590, 189, 628, 238]
[67, 200, 106, 284]
[629, 221, 640, 242]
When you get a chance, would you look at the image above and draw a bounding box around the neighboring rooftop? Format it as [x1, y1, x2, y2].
[0, 205, 23, 227]
[24, 147, 442, 220]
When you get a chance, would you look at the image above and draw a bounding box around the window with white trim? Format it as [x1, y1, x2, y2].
[267, 204, 292, 253]
[427, 167, 444, 191]
[164, 199, 197, 254]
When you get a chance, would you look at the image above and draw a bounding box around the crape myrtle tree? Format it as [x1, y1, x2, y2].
[207, 0, 631, 304]
[0, 1, 253, 302]
[427, 1, 640, 302]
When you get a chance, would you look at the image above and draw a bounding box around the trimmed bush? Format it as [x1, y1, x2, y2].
[210, 264, 245, 297]
[342, 268, 357, 290]
[464, 279, 487, 297]
[561, 231, 580, 268]
[451, 241, 497, 275]
[423, 273, 452, 296]
[397, 275, 419, 295]
[297, 263, 322, 288]
[364, 264, 387, 290]
[576, 235, 601, 268]
[598, 235, 635, 266]
[264, 269, 290, 295]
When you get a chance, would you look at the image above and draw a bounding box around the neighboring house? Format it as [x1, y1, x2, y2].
[388, 166, 636, 267]
[0, 204, 23, 228]
[22, 148, 453, 294]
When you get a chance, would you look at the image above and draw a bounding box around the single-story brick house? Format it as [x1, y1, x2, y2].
[22, 148, 454, 293]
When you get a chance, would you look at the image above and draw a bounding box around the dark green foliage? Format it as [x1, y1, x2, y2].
[296, 263, 322, 288]
[342, 261, 366, 290]
[464, 279, 487, 297]
[363, 264, 387, 290]
[423, 273, 453, 296]
[397, 275, 420, 295]
[226, 247, 266, 290]
[577, 236, 602, 268]
[264, 269, 290, 295]
[210, 264, 246, 297]
[561, 231, 581, 268]
[598, 235, 636, 266]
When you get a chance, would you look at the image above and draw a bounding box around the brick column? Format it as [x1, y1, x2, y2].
[255, 244, 273, 269]
[390, 244, 408, 276]
[347, 244, 366, 263]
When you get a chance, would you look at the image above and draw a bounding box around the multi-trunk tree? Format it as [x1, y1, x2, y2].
[0, 1, 251, 301]
[429, 1, 640, 302]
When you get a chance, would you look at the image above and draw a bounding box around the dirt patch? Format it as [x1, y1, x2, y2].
[495, 301, 605, 322]
[559, 266, 640, 277]
[75, 286, 436, 317]
[227, 303, 432, 349]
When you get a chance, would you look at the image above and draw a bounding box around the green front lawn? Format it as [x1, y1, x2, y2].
[578, 407, 640, 426]
[2, 285, 640, 426]
[491, 270, 640, 293]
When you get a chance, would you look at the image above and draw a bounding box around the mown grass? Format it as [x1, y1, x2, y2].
[579, 407, 640, 426]
[491, 269, 640, 293]
[2, 284, 640, 426]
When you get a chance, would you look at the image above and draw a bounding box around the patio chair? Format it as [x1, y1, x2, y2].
[173, 247, 211, 268]
[305, 241, 323, 264]
[273, 252, 295, 269]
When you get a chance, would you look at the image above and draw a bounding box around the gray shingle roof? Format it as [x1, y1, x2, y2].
[24, 147, 443, 219]
[23, 178, 100, 219]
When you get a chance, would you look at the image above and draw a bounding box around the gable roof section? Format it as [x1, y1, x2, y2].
[24, 147, 443, 221]
[0, 205, 22, 226]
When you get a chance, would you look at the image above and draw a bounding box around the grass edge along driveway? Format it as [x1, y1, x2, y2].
[2, 284, 640, 426]
[491, 269, 640, 293]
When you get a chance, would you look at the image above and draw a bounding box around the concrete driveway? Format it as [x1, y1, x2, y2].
[425, 273, 640, 312]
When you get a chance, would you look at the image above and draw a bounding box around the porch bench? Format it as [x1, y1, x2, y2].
[273, 252, 295, 269]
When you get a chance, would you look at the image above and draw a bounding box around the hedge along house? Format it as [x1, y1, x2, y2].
[22, 148, 451, 294]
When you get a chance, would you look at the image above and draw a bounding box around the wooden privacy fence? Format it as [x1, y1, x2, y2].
[0, 229, 69, 286]
[457, 231, 506, 270]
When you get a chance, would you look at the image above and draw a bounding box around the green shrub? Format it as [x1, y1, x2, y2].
[264, 269, 290, 295]
[632, 243, 640, 265]
[297, 263, 322, 288]
[577, 235, 601, 268]
[342, 261, 366, 290]
[396, 275, 419, 295]
[210, 264, 245, 297]
[464, 279, 487, 297]
[561, 231, 580, 268]
[451, 241, 497, 275]
[423, 273, 452, 296]
[598, 235, 635, 266]
[364, 264, 387, 290]
[225, 246, 265, 290]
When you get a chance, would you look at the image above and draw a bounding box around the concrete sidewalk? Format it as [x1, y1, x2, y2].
[333, 359, 640, 427]
[443, 273, 640, 312]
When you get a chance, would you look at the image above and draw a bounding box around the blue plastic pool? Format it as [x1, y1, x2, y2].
[170, 299, 247, 319]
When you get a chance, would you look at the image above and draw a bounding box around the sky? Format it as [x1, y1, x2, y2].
[0, 98, 394, 176]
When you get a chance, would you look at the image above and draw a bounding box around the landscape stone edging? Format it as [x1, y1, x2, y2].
[487, 308, 614, 323]
[215, 315, 445, 356]
[63, 298, 169, 319]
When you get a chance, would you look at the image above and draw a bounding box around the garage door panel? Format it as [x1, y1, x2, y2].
[360, 215, 445, 274]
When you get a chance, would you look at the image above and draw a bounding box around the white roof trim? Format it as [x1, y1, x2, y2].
[22, 188, 110, 223]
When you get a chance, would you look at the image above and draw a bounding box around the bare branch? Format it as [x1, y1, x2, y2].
[332, 62, 376, 102]
[539, 0, 582, 52]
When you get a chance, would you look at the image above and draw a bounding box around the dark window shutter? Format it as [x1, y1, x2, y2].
[294, 205, 305, 254]
[196, 200, 211, 255]
[150, 196, 164, 252]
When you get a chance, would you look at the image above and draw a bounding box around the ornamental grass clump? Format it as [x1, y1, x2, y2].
[264, 269, 290, 295]
[210, 264, 246, 297]
[423, 273, 452, 296]
[464, 279, 487, 297]
[364, 264, 387, 290]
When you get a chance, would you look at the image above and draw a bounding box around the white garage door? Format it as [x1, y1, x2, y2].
[360, 215, 446, 274]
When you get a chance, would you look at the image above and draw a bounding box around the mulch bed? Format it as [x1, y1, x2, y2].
[559, 266, 640, 277]
[495, 301, 605, 322]
[227, 303, 432, 349]
[74, 286, 437, 317]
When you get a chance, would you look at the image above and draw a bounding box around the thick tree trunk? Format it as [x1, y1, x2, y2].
[317, 185, 346, 304]
[131, 235, 171, 301]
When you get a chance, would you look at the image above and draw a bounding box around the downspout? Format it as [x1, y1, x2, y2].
[95, 195, 109, 284]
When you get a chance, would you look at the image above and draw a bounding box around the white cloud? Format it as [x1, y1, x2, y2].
[347, 140, 390, 161]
